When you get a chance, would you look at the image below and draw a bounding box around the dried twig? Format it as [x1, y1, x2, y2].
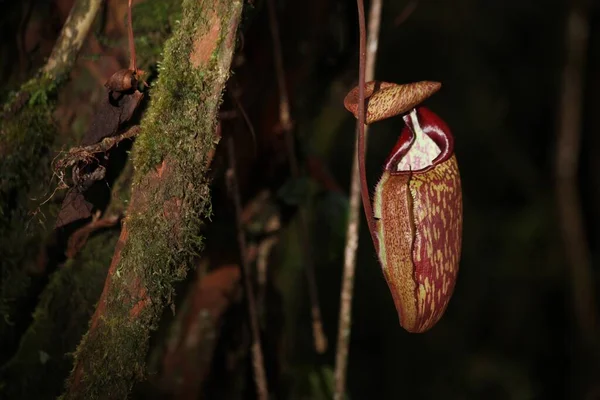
[54, 126, 140, 172]
[65, 211, 120, 258]
[555, 2, 598, 347]
[334, 0, 383, 398]
[226, 137, 269, 400]
[257, 214, 281, 309]
[266, 0, 327, 354]
[229, 85, 258, 156]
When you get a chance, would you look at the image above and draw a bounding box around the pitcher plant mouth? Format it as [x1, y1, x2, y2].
[384, 107, 454, 174]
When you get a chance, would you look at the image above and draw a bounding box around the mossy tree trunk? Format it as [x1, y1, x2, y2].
[0, 0, 103, 364]
[0, 161, 132, 399]
[64, 0, 244, 398]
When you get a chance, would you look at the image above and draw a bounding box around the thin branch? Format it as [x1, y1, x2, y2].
[555, 2, 598, 347]
[226, 137, 269, 400]
[266, 0, 292, 134]
[43, 0, 104, 79]
[65, 211, 120, 259]
[229, 88, 258, 156]
[54, 126, 140, 172]
[257, 215, 280, 311]
[266, 0, 327, 353]
[334, 0, 382, 398]
[355, 0, 377, 249]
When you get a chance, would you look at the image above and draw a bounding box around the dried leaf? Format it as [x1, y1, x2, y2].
[80, 89, 143, 146]
[55, 189, 93, 229]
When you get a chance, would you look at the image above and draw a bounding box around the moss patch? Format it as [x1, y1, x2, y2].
[0, 231, 118, 399]
[0, 77, 59, 350]
[133, 0, 183, 70]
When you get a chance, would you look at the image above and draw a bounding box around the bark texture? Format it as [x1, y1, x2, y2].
[64, 0, 244, 398]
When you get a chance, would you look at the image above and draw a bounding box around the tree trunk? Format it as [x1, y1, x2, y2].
[64, 0, 244, 398]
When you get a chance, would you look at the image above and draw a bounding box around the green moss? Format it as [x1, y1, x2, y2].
[0, 102, 55, 225]
[0, 82, 58, 343]
[0, 0, 183, 357]
[0, 231, 119, 399]
[63, 0, 243, 397]
[133, 0, 183, 69]
[0, 149, 133, 398]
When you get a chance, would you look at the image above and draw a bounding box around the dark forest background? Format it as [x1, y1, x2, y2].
[1, 0, 599, 399]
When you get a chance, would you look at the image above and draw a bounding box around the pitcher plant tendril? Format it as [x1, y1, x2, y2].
[104, 0, 146, 93]
[334, 0, 382, 397]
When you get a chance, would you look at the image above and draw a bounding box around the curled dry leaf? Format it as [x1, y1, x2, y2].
[343, 80, 441, 123]
[55, 189, 94, 229]
[80, 89, 143, 146]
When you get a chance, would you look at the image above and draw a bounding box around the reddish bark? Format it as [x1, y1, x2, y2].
[160, 265, 241, 399]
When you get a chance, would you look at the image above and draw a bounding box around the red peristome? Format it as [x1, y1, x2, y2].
[384, 107, 454, 173]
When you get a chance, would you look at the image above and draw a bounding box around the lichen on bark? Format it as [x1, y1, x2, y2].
[63, 0, 244, 398]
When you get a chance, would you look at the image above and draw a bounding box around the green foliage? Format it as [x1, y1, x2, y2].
[22, 75, 61, 107]
[133, 0, 183, 69]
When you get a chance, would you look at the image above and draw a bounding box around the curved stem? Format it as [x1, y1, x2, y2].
[555, 2, 597, 347]
[334, 0, 383, 398]
[128, 0, 136, 71]
[356, 0, 378, 250]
